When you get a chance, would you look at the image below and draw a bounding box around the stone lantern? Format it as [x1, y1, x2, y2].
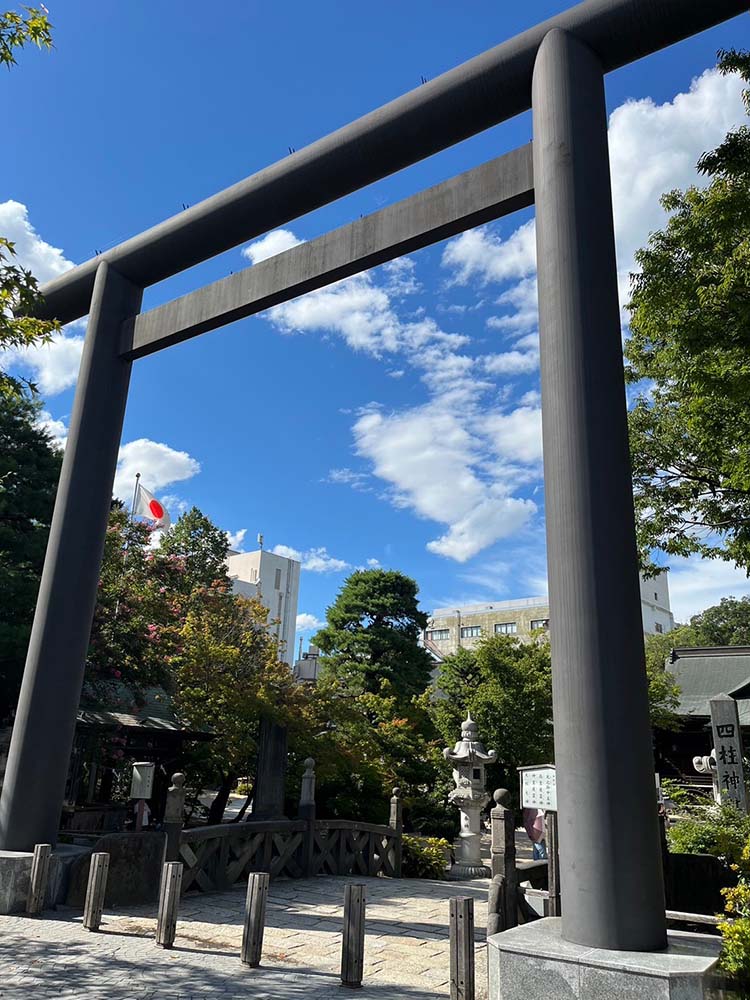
[443, 713, 497, 878]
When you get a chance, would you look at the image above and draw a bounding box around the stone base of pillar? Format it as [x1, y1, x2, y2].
[488, 918, 720, 999]
[0, 845, 90, 914]
[448, 862, 490, 880]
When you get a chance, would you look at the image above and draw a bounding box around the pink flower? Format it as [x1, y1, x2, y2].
[113, 669, 121, 679]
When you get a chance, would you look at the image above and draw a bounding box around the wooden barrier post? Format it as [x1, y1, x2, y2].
[449, 896, 475, 1000]
[546, 811, 561, 917]
[26, 843, 52, 916]
[155, 861, 182, 948]
[389, 787, 403, 878]
[83, 852, 110, 931]
[341, 883, 366, 988]
[241, 872, 269, 967]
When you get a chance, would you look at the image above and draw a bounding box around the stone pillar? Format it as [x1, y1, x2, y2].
[163, 773, 186, 862]
[0, 262, 142, 852]
[253, 716, 288, 819]
[532, 27, 666, 951]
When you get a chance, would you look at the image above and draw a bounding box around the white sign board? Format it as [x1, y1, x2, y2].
[130, 761, 155, 800]
[520, 764, 557, 811]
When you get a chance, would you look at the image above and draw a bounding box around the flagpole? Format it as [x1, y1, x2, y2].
[130, 472, 141, 521]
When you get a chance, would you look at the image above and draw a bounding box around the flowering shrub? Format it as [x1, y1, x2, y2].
[402, 835, 451, 880]
[720, 840, 750, 980]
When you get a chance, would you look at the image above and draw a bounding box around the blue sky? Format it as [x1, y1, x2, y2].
[4, 1, 750, 639]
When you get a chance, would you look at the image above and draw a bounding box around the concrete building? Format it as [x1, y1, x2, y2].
[425, 573, 674, 658]
[227, 548, 300, 665]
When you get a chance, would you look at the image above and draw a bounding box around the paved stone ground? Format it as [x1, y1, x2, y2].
[0, 874, 491, 999]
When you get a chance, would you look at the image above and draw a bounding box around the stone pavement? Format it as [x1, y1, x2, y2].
[0, 874, 491, 999]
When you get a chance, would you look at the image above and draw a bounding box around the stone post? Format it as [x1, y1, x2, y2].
[253, 716, 288, 819]
[488, 789, 517, 935]
[710, 694, 748, 812]
[163, 772, 186, 862]
[532, 27, 666, 950]
[298, 758, 316, 877]
[389, 787, 403, 877]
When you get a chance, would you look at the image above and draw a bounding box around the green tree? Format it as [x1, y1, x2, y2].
[158, 506, 230, 597]
[690, 596, 750, 647]
[431, 636, 554, 795]
[313, 569, 433, 703]
[174, 591, 298, 824]
[0, 393, 61, 718]
[625, 50, 750, 573]
[1, 7, 58, 397]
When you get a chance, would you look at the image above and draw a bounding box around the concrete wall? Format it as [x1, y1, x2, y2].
[227, 549, 300, 665]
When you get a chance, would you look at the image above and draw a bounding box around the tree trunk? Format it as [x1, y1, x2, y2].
[233, 791, 253, 823]
[207, 774, 235, 825]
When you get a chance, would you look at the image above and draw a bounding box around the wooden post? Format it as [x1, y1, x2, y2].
[546, 811, 561, 917]
[241, 872, 269, 967]
[83, 852, 110, 931]
[389, 787, 403, 878]
[26, 843, 52, 916]
[155, 861, 182, 948]
[341, 883, 366, 988]
[449, 896, 475, 1000]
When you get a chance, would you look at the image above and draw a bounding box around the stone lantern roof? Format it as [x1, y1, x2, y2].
[443, 713, 497, 765]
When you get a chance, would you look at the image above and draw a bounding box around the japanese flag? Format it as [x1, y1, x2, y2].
[134, 483, 171, 529]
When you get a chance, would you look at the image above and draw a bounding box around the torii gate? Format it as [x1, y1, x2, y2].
[1, 0, 745, 958]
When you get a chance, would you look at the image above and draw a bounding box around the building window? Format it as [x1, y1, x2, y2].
[428, 629, 450, 641]
[655, 622, 663, 634]
[460, 626, 482, 639]
[495, 622, 517, 635]
[530, 619, 549, 630]
[274, 568, 282, 590]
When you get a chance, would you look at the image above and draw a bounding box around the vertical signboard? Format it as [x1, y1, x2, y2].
[710, 694, 748, 814]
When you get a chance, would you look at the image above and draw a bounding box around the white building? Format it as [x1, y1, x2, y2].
[639, 572, 675, 636]
[227, 548, 301, 665]
[425, 572, 674, 659]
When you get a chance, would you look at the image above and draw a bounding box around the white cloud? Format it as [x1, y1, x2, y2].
[0, 200, 84, 396]
[353, 402, 537, 562]
[441, 219, 536, 286]
[609, 67, 746, 303]
[114, 439, 201, 503]
[226, 528, 247, 551]
[272, 543, 303, 561]
[482, 349, 538, 376]
[272, 543, 350, 573]
[35, 409, 67, 449]
[485, 406, 543, 465]
[325, 467, 371, 491]
[366, 558, 380, 567]
[302, 547, 350, 573]
[242, 228, 303, 265]
[0, 200, 73, 284]
[296, 612, 324, 632]
[666, 556, 750, 623]
[9, 332, 84, 395]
